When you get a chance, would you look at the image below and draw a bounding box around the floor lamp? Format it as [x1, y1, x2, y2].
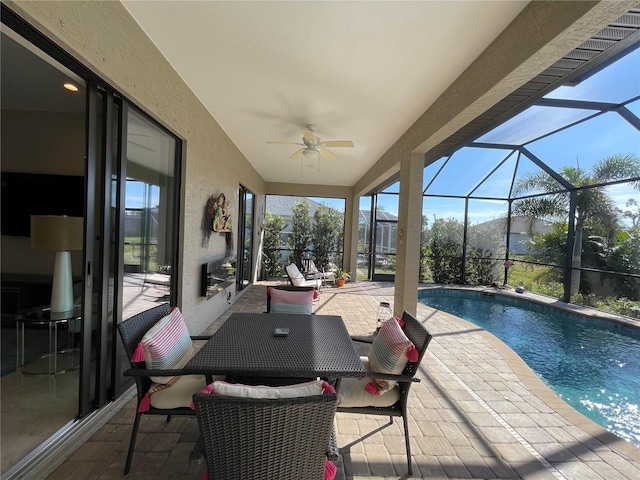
[31, 215, 83, 313]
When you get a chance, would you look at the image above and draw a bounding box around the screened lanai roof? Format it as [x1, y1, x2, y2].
[421, 41, 640, 224]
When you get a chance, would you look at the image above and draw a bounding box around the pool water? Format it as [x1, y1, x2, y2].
[418, 289, 640, 447]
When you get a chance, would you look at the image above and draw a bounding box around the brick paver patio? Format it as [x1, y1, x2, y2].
[45, 281, 640, 479]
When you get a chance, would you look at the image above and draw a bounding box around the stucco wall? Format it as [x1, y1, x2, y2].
[5, 0, 266, 333]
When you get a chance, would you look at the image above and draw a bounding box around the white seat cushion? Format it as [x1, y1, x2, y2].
[337, 358, 400, 408]
[211, 379, 325, 399]
[149, 374, 219, 409]
[285, 263, 306, 286]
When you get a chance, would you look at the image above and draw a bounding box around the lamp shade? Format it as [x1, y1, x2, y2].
[31, 215, 83, 313]
[31, 215, 83, 251]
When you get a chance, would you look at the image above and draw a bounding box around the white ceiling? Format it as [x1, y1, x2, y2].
[121, 1, 528, 187]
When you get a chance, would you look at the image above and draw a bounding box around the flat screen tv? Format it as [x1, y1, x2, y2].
[1, 172, 85, 237]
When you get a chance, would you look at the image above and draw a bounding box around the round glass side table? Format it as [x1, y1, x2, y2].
[15, 305, 82, 376]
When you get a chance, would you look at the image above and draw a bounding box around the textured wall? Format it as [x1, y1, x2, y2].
[6, 0, 265, 333]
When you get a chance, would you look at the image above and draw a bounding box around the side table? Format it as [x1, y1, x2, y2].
[15, 305, 82, 376]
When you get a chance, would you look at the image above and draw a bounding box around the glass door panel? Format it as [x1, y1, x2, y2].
[0, 26, 85, 473]
[237, 186, 254, 291]
[121, 108, 178, 319]
[357, 196, 374, 280]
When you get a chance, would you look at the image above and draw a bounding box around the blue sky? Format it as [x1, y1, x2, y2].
[417, 45, 640, 227]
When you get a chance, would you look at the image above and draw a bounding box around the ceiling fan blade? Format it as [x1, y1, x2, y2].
[319, 140, 354, 148]
[267, 141, 304, 145]
[318, 148, 338, 161]
[302, 127, 315, 144]
[289, 148, 305, 159]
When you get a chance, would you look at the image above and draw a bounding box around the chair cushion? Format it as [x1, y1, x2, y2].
[149, 374, 211, 409]
[337, 358, 400, 407]
[366, 317, 415, 394]
[210, 379, 326, 399]
[141, 307, 193, 383]
[285, 263, 306, 286]
[307, 259, 319, 274]
[268, 287, 314, 314]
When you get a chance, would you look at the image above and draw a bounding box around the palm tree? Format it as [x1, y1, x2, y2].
[513, 153, 640, 295]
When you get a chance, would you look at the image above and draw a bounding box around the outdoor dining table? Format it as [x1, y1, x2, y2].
[184, 312, 367, 380]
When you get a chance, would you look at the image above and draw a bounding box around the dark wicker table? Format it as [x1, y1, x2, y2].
[185, 312, 366, 379]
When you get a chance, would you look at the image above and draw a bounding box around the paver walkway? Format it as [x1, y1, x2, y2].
[45, 281, 640, 479]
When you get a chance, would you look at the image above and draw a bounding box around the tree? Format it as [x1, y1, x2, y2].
[312, 204, 342, 271]
[288, 200, 312, 267]
[263, 211, 285, 276]
[424, 217, 463, 284]
[419, 215, 431, 282]
[621, 199, 640, 228]
[466, 222, 505, 285]
[513, 153, 640, 295]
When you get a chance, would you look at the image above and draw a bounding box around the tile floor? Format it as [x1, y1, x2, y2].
[43, 280, 640, 479]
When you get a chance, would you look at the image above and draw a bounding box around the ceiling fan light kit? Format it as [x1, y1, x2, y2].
[302, 148, 320, 160]
[267, 124, 354, 162]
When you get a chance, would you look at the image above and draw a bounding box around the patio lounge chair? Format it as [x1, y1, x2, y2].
[335, 310, 432, 475]
[305, 259, 336, 285]
[285, 263, 321, 289]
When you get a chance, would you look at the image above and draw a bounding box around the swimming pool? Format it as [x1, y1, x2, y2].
[418, 288, 640, 447]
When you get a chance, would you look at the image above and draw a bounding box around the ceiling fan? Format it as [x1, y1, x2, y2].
[267, 124, 354, 161]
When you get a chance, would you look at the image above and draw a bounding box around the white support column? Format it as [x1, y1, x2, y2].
[394, 152, 424, 317]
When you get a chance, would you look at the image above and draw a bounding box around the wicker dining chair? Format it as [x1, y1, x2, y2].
[335, 311, 432, 476]
[193, 392, 338, 480]
[117, 303, 214, 474]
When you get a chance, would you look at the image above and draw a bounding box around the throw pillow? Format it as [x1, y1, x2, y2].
[365, 317, 417, 395]
[138, 307, 193, 383]
[268, 287, 314, 314]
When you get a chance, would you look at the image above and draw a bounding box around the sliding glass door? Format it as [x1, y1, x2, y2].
[1, 24, 87, 473]
[237, 185, 254, 291]
[1, 11, 182, 474]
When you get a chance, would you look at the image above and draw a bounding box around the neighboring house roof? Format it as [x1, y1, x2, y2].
[266, 196, 325, 218]
[477, 216, 554, 235]
[359, 209, 398, 223]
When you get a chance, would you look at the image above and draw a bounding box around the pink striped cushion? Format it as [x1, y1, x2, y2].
[268, 287, 314, 314]
[141, 307, 193, 383]
[366, 317, 414, 394]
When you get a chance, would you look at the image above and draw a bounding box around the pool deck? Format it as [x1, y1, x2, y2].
[44, 281, 640, 479]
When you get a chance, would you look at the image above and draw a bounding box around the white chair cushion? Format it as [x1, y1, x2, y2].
[337, 358, 400, 407]
[149, 374, 225, 409]
[307, 259, 320, 274]
[212, 379, 325, 399]
[285, 263, 306, 286]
